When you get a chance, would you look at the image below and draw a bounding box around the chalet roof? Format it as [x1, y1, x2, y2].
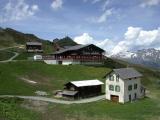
[53, 44, 105, 54]
[111, 68, 143, 79]
[26, 42, 42, 46]
[70, 79, 104, 87]
[62, 90, 78, 96]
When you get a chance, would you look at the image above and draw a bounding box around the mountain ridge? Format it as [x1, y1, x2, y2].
[111, 48, 160, 69]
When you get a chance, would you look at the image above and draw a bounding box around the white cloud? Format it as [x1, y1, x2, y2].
[96, 38, 115, 51]
[51, 0, 63, 10]
[88, 9, 112, 23]
[97, 9, 112, 23]
[111, 27, 160, 55]
[140, 0, 160, 7]
[92, 0, 102, 4]
[102, 0, 110, 11]
[74, 27, 160, 56]
[0, 0, 39, 23]
[74, 33, 115, 55]
[74, 33, 94, 45]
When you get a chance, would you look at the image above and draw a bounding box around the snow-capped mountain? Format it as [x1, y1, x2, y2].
[111, 48, 160, 69]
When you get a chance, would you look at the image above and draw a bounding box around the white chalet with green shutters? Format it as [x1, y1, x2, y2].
[105, 68, 145, 103]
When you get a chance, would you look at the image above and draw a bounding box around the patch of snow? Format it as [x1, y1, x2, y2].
[35, 91, 48, 96]
[21, 78, 37, 84]
[111, 51, 135, 59]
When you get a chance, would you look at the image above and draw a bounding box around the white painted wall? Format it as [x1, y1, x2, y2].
[123, 78, 142, 103]
[62, 60, 73, 65]
[44, 60, 57, 64]
[106, 73, 125, 103]
[44, 60, 80, 65]
[106, 72, 144, 103]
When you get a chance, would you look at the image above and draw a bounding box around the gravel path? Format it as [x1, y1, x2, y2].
[0, 46, 20, 63]
[0, 46, 20, 51]
[0, 52, 19, 63]
[0, 95, 105, 104]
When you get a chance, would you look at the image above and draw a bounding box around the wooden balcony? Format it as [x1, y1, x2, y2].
[43, 55, 105, 61]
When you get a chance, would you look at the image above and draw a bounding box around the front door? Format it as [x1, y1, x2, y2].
[129, 95, 132, 101]
[58, 61, 62, 65]
[111, 95, 119, 102]
[134, 93, 137, 99]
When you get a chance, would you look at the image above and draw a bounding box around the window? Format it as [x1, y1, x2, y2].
[115, 85, 120, 92]
[116, 75, 119, 82]
[134, 84, 137, 89]
[128, 85, 132, 91]
[109, 85, 114, 91]
[109, 75, 114, 81]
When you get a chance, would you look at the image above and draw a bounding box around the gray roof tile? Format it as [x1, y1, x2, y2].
[53, 44, 105, 54]
[112, 68, 143, 79]
[26, 42, 42, 45]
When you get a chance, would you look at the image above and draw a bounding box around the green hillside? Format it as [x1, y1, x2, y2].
[0, 28, 53, 53]
[0, 61, 109, 95]
[0, 60, 160, 120]
[53, 36, 78, 48]
[0, 50, 15, 61]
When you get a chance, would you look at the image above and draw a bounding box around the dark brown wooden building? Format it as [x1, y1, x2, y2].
[43, 44, 106, 65]
[62, 80, 104, 99]
[26, 42, 43, 53]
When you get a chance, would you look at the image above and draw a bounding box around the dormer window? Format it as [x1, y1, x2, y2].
[109, 75, 114, 81]
[116, 75, 119, 82]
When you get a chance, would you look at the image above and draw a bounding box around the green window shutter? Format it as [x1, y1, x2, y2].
[128, 85, 132, 91]
[109, 85, 114, 91]
[115, 85, 120, 92]
[134, 84, 137, 89]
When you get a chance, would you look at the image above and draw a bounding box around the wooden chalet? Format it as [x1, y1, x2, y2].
[26, 42, 43, 53]
[62, 80, 104, 99]
[43, 44, 106, 65]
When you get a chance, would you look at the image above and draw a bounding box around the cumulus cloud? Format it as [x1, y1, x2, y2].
[74, 27, 160, 55]
[51, 0, 63, 10]
[0, 0, 39, 23]
[140, 0, 160, 7]
[74, 33, 115, 55]
[112, 27, 160, 55]
[74, 33, 95, 45]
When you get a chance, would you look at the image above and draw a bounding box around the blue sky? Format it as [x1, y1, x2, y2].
[0, 0, 160, 54]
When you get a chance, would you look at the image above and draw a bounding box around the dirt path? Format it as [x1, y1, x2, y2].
[0, 46, 21, 51]
[0, 95, 105, 104]
[0, 46, 21, 63]
[0, 52, 19, 63]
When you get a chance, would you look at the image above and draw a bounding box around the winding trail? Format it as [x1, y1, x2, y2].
[0, 95, 105, 104]
[0, 52, 19, 63]
[0, 46, 20, 63]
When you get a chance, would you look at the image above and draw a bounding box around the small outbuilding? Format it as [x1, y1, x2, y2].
[62, 79, 104, 99]
[26, 42, 43, 53]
